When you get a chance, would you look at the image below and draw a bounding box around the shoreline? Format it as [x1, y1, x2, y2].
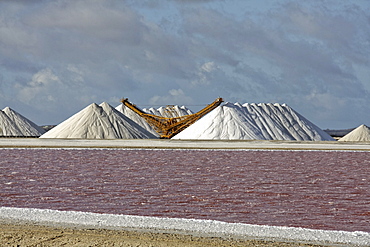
[0, 221, 332, 247]
[1, 138, 370, 151]
[1, 207, 369, 246]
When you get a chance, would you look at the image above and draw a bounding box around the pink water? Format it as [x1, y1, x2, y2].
[0, 149, 369, 232]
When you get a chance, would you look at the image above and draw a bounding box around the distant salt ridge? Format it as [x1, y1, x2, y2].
[40, 102, 157, 139]
[172, 102, 334, 141]
[143, 105, 193, 118]
[115, 104, 159, 137]
[0, 107, 45, 137]
[338, 124, 370, 142]
[0, 207, 368, 246]
[115, 103, 193, 137]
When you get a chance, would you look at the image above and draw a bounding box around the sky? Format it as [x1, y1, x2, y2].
[0, 0, 369, 129]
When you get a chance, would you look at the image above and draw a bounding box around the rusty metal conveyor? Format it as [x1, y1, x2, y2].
[120, 97, 223, 138]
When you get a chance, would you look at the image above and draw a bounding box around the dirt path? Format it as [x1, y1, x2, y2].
[0, 223, 329, 247]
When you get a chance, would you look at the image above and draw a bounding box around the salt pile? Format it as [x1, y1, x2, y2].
[40, 102, 157, 139]
[0, 110, 23, 136]
[338, 124, 370, 142]
[0, 107, 45, 137]
[172, 102, 334, 141]
[143, 105, 193, 118]
[115, 104, 159, 137]
[115, 104, 193, 138]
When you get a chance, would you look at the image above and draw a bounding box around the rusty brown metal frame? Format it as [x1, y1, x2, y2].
[120, 97, 223, 138]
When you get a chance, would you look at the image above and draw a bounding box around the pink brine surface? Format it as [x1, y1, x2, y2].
[1, 149, 369, 232]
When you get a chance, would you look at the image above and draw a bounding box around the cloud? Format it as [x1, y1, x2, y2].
[191, 61, 217, 86]
[181, 3, 370, 110]
[16, 68, 59, 103]
[273, 2, 369, 64]
[29, 68, 59, 87]
[27, 1, 146, 45]
[0, 0, 369, 128]
[150, 89, 193, 106]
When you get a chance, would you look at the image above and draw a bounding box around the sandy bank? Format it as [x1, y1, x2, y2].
[1, 207, 369, 246]
[0, 221, 331, 247]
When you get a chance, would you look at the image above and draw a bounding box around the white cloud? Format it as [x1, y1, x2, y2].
[169, 88, 184, 97]
[150, 89, 193, 106]
[17, 68, 60, 103]
[191, 61, 217, 86]
[28, 68, 59, 87]
[201, 61, 216, 73]
[14, 67, 96, 122]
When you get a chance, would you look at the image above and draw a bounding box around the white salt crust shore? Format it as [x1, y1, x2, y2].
[0, 207, 369, 246]
[1, 138, 370, 151]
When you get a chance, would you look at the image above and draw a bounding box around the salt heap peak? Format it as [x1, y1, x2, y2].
[172, 102, 334, 141]
[99, 102, 157, 138]
[338, 124, 370, 142]
[0, 110, 23, 136]
[1, 107, 45, 137]
[40, 102, 157, 139]
[116, 104, 159, 137]
[116, 103, 194, 137]
[143, 105, 193, 118]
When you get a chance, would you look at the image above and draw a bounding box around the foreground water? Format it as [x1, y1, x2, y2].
[1, 148, 369, 232]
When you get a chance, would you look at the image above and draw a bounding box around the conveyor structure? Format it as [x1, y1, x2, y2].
[120, 97, 223, 138]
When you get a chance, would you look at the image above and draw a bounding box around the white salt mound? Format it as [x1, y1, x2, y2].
[40, 102, 157, 139]
[0, 110, 23, 136]
[172, 102, 334, 141]
[115, 104, 193, 137]
[143, 105, 193, 118]
[0, 107, 45, 137]
[115, 104, 159, 137]
[338, 125, 370, 142]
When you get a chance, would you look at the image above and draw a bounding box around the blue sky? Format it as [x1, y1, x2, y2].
[0, 0, 369, 129]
